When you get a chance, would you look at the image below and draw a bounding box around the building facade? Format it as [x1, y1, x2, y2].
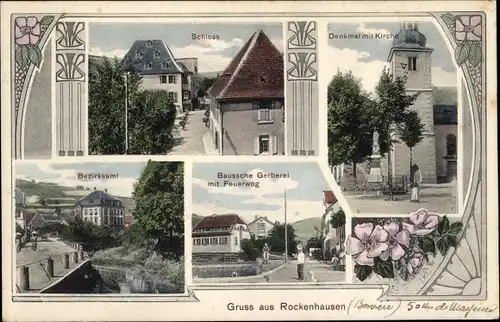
[122, 40, 198, 112]
[321, 191, 345, 259]
[74, 188, 125, 228]
[192, 214, 251, 253]
[207, 30, 285, 156]
[247, 216, 275, 239]
[15, 188, 27, 229]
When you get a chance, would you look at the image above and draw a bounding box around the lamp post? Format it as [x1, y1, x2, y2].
[123, 72, 130, 154]
[284, 189, 288, 263]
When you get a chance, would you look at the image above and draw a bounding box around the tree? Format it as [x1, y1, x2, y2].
[197, 76, 218, 97]
[374, 69, 418, 199]
[89, 56, 142, 154]
[240, 238, 261, 261]
[128, 89, 177, 154]
[327, 71, 376, 181]
[133, 161, 184, 259]
[267, 223, 298, 257]
[329, 208, 346, 229]
[397, 110, 425, 183]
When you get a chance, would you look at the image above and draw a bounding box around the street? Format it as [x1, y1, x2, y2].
[170, 110, 214, 155]
[345, 183, 458, 215]
[15, 239, 78, 292]
[197, 260, 346, 284]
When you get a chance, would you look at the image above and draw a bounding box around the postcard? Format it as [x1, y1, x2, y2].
[1, 1, 497, 321]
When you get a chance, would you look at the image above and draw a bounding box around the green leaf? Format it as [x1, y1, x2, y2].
[441, 13, 456, 27]
[455, 42, 470, 65]
[420, 236, 436, 255]
[468, 42, 482, 67]
[438, 216, 450, 235]
[398, 265, 409, 281]
[27, 45, 42, 68]
[373, 258, 395, 279]
[436, 238, 449, 256]
[354, 264, 373, 281]
[15, 45, 30, 67]
[40, 16, 55, 26]
[449, 222, 464, 236]
[447, 235, 458, 248]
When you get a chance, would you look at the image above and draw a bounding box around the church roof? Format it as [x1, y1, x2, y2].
[392, 22, 428, 49]
[75, 190, 123, 207]
[207, 30, 284, 101]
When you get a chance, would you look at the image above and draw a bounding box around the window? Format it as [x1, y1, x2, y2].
[194, 66, 198, 73]
[202, 238, 209, 246]
[234, 237, 239, 246]
[153, 50, 161, 59]
[446, 134, 457, 156]
[182, 76, 188, 84]
[282, 105, 285, 122]
[135, 51, 143, 60]
[210, 237, 219, 245]
[257, 223, 266, 235]
[144, 62, 152, 70]
[16, 209, 22, 219]
[160, 75, 167, 84]
[259, 135, 270, 154]
[161, 61, 169, 69]
[220, 237, 228, 245]
[146, 40, 153, 48]
[168, 92, 178, 102]
[254, 102, 273, 122]
[168, 75, 176, 84]
[183, 90, 190, 100]
[408, 56, 417, 71]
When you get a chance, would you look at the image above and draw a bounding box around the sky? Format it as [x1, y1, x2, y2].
[327, 22, 457, 93]
[15, 162, 147, 197]
[89, 22, 283, 74]
[192, 162, 334, 224]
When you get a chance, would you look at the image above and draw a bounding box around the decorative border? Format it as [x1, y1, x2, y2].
[286, 21, 319, 157]
[9, 11, 487, 303]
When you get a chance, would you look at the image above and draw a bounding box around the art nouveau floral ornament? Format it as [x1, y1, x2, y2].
[14, 15, 54, 68]
[346, 209, 463, 282]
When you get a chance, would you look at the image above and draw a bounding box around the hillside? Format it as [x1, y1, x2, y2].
[15, 179, 135, 213]
[197, 71, 220, 79]
[292, 217, 323, 243]
[192, 214, 204, 228]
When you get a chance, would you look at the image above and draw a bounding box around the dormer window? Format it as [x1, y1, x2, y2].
[146, 40, 153, 48]
[144, 62, 152, 70]
[153, 50, 161, 59]
[161, 61, 169, 69]
[135, 51, 143, 60]
[260, 75, 267, 84]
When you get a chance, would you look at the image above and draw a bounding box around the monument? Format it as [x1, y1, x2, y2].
[367, 130, 383, 184]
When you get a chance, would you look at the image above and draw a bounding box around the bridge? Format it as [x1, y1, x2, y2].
[15, 238, 88, 293]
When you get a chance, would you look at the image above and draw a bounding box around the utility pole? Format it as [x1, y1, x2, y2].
[124, 72, 129, 154]
[284, 188, 288, 263]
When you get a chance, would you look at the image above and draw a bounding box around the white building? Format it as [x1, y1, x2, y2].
[122, 40, 199, 112]
[192, 214, 251, 253]
[74, 188, 125, 228]
[247, 216, 275, 240]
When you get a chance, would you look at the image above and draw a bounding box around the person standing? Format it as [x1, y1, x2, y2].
[262, 243, 270, 264]
[296, 245, 305, 280]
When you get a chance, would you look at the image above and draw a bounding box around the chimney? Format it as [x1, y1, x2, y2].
[93, 187, 96, 191]
[255, 215, 257, 220]
[105, 189, 108, 193]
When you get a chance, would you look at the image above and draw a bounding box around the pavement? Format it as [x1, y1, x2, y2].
[15, 238, 79, 293]
[345, 183, 458, 215]
[170, 110, 214, 155]
[196, 260, 346, 284]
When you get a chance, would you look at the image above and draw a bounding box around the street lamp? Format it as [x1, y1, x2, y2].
[123, 72, 130, 154]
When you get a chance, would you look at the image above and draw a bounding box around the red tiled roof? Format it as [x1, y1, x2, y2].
[323, 191, 338, 204]
[207, 30, 284, 101]
[193, 214, 246, 230]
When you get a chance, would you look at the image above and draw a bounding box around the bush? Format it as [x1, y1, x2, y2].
[240, 239, 260, 261]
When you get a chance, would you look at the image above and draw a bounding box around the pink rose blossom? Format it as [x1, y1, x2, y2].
[346, 223, 389, 266]
[15, 16, 40, 45]
[407, 253, 426, 275]
[379, 222, 410, 261]
[403, 208, 439, 236]
[455, 15, 482, 41]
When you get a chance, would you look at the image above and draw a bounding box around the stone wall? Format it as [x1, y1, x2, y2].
[193, 263, 261, 278]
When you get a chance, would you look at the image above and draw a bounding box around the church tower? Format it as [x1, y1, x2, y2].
[387, 22, 437, 183]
